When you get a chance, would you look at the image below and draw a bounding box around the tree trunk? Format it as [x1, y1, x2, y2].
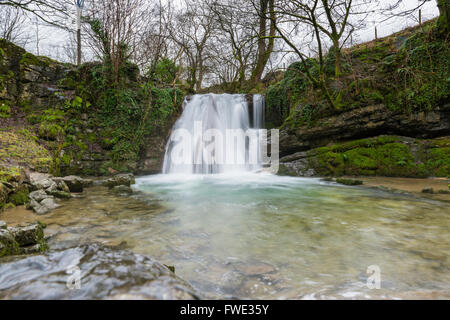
[249, 0, 275, 87]
[333, 39, 342, 77]
[437, 0, 450, 33]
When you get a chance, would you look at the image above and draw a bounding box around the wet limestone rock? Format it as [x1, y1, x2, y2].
[0, 243, 200, 299]
[29, 172, 54, 190]
[0, 221, 48, 257]
[27, 190, 59, 215]
[104, 173, 135, 189]
[8, 223, 45, 247]
[0, 228, 19, 257]
[53, 176, 84, 193]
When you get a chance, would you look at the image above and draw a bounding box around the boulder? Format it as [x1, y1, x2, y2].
[0, 222, 48, 257]
[40, 198, 60, 211]
[8, 223, 44, 247]
[422, 187, 434, 194]
[29, 172, 54, 190]
[0, 243, 200, 299]
[335, 178, 364, 186]
[0, 229, 19, 257]
[29, 189, 52, 202]
[0, 221, 7, 230]
[47, 190, 72, 199]
[104, 173, 135, 189]
[27, 194, 59, 215]
[0, 182, 10, 205]
[54, 176, 84, 193]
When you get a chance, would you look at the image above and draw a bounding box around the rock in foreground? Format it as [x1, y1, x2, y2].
[0, 221, 48, 257]
[0, 243, 200, 300]
[104, 173, 135, 189]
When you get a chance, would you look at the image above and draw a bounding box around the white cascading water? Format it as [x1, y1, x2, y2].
[162, 94, 265, 174]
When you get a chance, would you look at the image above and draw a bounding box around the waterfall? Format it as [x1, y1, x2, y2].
[162, 94, 265, 174]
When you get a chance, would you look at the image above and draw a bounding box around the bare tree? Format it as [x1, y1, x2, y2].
[0, 4, 30, 45]
[83, 0, 148, 84]
[0, 0, 70, 27]
[133, 0, 171, 74]
[168, 0, 216, 91]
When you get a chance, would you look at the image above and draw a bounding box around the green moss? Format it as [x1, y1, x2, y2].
[19, 52, 50, 67]
[0, 166, 22, 183]
[335, 178, 364, 186]
[277, 164, 297, 176]
[38, 123, 64, 140]
[312, 150, 345, 176]
[0, 131, 52, 172]
[426, 146, 450, 177]
[0, 231, 20, 257]
[0, 101, 11, 118]
[310, 136, 429, 177]
[8, 187, 29, 206]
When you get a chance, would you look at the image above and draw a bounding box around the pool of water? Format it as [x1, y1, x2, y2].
[1, 173, 449, 299]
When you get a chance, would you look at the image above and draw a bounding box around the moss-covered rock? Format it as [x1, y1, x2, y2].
[282, 136, 450, 178]
[0, 229, 19, 257]
[8, 186, 29, 206]
[336, 178, 364, 186]
[0, 222, 48, 257]
[0, 131, 52, 172]
[38, 123, 64, 141]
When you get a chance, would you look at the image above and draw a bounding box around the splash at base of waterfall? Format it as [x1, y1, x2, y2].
[162, 94, 267, 174]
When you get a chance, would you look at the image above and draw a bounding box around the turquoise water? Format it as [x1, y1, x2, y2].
[132, 173, 450, 299]
[1, 173, 448, 299]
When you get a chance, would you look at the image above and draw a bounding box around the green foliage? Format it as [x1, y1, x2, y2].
[20, 52, 50, 67]
[74, 61, 183, 163]
[38, 123, 64, 141]
[268, 20, 449, 129]
[9, 187, 29, 206]
[0, 101, 11, 118]
[149, 58, 178, 84]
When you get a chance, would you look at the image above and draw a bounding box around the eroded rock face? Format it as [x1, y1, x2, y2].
[278, 135, 450, 178]
[0, 243, 200, 300]
[279, 104, 450, 157]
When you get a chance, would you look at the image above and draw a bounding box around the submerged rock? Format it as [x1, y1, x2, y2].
[335, 178, 364, 186]
[111, 185, 133, 195]
[422, 187, 434, 194]
[104, 173, 135, 189]
[48, 190, 72, 199]
[0, 243, 200, 300]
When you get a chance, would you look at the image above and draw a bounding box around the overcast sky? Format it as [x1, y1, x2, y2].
[23, 0, 439, 66]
